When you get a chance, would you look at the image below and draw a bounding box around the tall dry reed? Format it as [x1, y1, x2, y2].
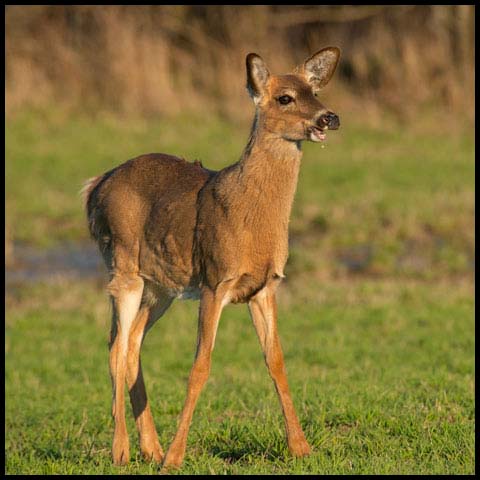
[5, 5, 475, 122]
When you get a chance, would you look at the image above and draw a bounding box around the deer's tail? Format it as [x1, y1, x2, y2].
[80, 175, 106, 241]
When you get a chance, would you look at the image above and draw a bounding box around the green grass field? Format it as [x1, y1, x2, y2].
[5, 109, 475, 474]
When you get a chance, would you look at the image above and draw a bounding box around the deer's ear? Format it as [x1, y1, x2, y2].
[246, 53, 270, 103]
[299, 47, 340, 90]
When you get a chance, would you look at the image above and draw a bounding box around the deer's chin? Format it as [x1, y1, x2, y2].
[308, 126, 327, 142]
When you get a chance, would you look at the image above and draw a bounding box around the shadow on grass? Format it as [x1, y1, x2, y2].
[32, 445, 65, 461]
[206, 435, 290, 464]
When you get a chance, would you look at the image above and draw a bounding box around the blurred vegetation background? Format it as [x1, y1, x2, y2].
[6, 5, 475, 121]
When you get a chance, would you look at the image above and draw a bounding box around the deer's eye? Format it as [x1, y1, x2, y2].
[278, 95, 294, 105]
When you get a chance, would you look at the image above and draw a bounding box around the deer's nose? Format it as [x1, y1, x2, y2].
[317, 112, 340, 130]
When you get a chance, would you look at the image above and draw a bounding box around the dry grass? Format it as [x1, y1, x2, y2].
[5, 6, 475, 122]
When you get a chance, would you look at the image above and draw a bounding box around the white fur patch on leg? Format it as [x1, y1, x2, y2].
[118, 291, 143, 347]
[109, 276, 144, 350]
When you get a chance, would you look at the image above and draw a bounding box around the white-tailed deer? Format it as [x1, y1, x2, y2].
[83, 47, 340, 469]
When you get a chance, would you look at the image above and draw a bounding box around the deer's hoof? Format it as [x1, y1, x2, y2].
[161, 451, 184, 471]
[289, 439, 312, 457]
[141, 441, 164, 464]
[112, 435, 130, 466]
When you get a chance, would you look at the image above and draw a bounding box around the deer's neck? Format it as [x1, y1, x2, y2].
[240, 111, 302, 168]
[227, 112, 302, 229]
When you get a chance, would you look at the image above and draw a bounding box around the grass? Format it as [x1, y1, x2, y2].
[5, 278, 474, 474]
[5, 108, 475, 474]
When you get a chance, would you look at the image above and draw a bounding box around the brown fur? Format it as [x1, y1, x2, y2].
[84, 47, 340, 469]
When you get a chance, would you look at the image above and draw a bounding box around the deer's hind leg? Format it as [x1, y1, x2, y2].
[108, 272, 145, 466]
[126, 289, 173, 463]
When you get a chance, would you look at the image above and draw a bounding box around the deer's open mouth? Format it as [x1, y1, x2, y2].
[308, 126, 327, 142]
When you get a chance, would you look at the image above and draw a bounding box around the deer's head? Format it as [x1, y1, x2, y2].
[246, 47, 341, 143]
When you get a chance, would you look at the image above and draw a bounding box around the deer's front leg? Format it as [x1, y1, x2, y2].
[162, 287, 225, 470]
[248, 285, 311, 457]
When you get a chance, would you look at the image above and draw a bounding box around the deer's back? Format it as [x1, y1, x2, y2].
[86, 153, 214, 295]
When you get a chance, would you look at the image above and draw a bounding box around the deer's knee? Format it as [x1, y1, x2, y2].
[265, 348, 286, 378]
[191, 355, 212, 386]
[107, 274, 144, 299]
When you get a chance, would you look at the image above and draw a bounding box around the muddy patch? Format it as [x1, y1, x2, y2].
[6, 242, 104, 286]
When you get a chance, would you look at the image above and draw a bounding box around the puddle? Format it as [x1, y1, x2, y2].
[5, 237, 475, 288]
[5, 242, 105, 285]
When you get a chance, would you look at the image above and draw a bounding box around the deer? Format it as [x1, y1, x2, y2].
[82, 47, 340, 470]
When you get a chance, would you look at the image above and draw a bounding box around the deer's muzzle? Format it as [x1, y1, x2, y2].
[317, 112, 340, 130]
